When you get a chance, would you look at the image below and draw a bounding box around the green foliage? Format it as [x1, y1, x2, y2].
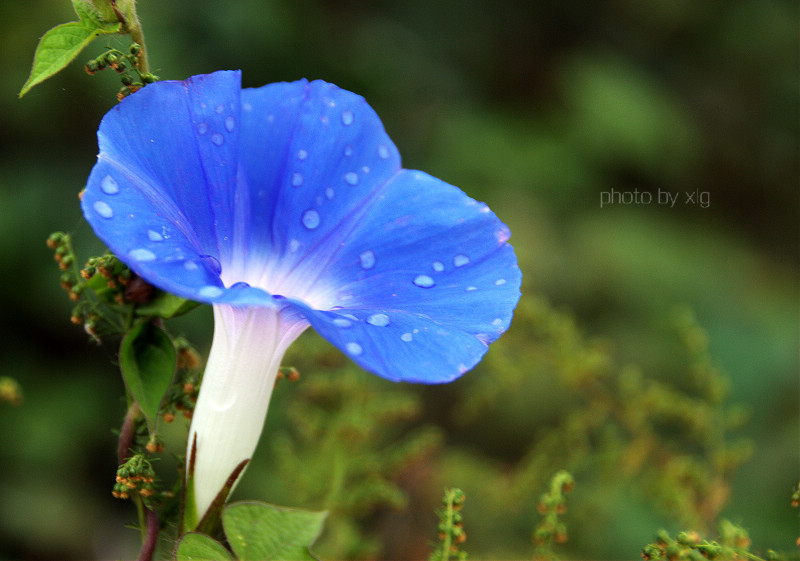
[19, 0, 121, 97]
[175, 501, 326, 561]
[430, 488, 468, 561]
[266, 362, 443, 558]
[119, 319, 177, 434]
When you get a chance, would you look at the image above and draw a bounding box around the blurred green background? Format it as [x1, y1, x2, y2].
[0, 1, 797, 559]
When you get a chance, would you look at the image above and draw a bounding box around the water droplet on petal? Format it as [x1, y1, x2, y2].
[465, 286, 478, 292]
[325, 187, 335, 200]
[147, 229, 163, 242]
[199, 285, 224, 298]
[401, 333, 413, 342]
[491, 318, 503, 327]
[367, 313, 390, 327]
[291, 173, 304, 187]
[129, 248, 155, 261]
[344, 172, 359, 185]
[302, 209, 320, 229]
[333, 318, 352, 328]
[211, 133, 224, 146]
[413, 275, 435, 288]
[346, 342, 363, 355]
[432, 261, 445, 272]
[230, 281, 250, 289]
[224, 116, 235, 132]
[362, 166, 370, 174]
[93, 201, 113, 218]
[344, 145, 353, 157]
[199, 254, 222, 275]
[378, 144, 390, 159]
[101, 175, 119, 194]
[196, 122, 209, 135]
[215, 104, 225, 114]
[453, 254, 470, 267]
[297, 149, 308, 160]
[184, 261, 199, 271]
[288, 238, 301, 253]
[494, 278, 507, 286]
[341, 109, 354, 125]
[359, 250, 376, 269]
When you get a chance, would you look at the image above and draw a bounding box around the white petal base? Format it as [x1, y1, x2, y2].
[187, 303, 308, 519]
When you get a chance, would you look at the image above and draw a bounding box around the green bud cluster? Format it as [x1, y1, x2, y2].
[0, 377, 23, 406]
[532, 470, 574, 559]
[641, 521, 777, 561]
[112, 453, 157, 500]
[430, 488, 468, 561]
[84, 43, 158, 100]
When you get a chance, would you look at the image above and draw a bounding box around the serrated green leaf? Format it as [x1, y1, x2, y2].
[223, 501, 327, 561]
[19, 19, 120, 97]
[119, 319, 176, 432]
[72, 0, 104, 27]
[136, 291, 201, 319]
[175, 532, 234, 561]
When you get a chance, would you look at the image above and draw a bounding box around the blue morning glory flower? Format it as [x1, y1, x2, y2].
[81, 70, 520, 522]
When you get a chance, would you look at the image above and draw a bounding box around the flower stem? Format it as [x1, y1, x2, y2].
[137, 507, 159, 561]
[112, 0, 150, 74]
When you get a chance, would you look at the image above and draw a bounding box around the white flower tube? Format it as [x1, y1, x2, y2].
[187, 303, 309, 521]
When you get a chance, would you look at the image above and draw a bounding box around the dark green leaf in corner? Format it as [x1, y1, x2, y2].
[175, 532, 234, 561]
[119, 319, 177, 433]
[223, 501, 327, 561]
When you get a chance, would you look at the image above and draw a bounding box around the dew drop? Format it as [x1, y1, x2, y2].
[215, 104, 225, 114]
[243, 102, 253, 112]
[491, 318, 503, 327]
[291, 173, 304, 187]
[341, 109, 354, 126]
[377, 144, 390, 159]
[230, 281, 250, 289]
[453, 254, 470, 267]
[333, 318, 352, 328]
[129, 248, 155, 261]
[199, 285, 224, 298]
[432, 260, 445, 272]
[325, 187, 335, 200]
[344, 172, 359, 185]
[288, 238, 301, 253]
[362, 166, 370, 174]
[465, 286, 478, 292]
[184, 261, 199, 271]
[401, 332, 413, 342]
[346, 342, 363, 356]
[343, 145, 353, 157]
[494, 278, 507, 286]
[196, 122, 209, 135]
[413, 275, 436, 288]
[224, 116, 235, 132]
[359, 250, 376, 270]
[199, 254, 222, 275]
[297, 149, 308, 160]
[302, 209, 320, 229]
[367, 313, 390, 327]
[147, 229, 164, 242]
[93, 201, 113, 218]
[211, 133, 224, 146]
[101, 175, 119, 194]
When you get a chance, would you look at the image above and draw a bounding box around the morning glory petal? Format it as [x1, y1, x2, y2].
[286, 170, 521, 383]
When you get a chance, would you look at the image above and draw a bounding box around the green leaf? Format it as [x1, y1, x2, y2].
[19, 18, 120, 97]
[175, 532, 234, 561]
[119, 319, 176, 432]
[223, 501, 327, 561]
[136, 291, 201, 319]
